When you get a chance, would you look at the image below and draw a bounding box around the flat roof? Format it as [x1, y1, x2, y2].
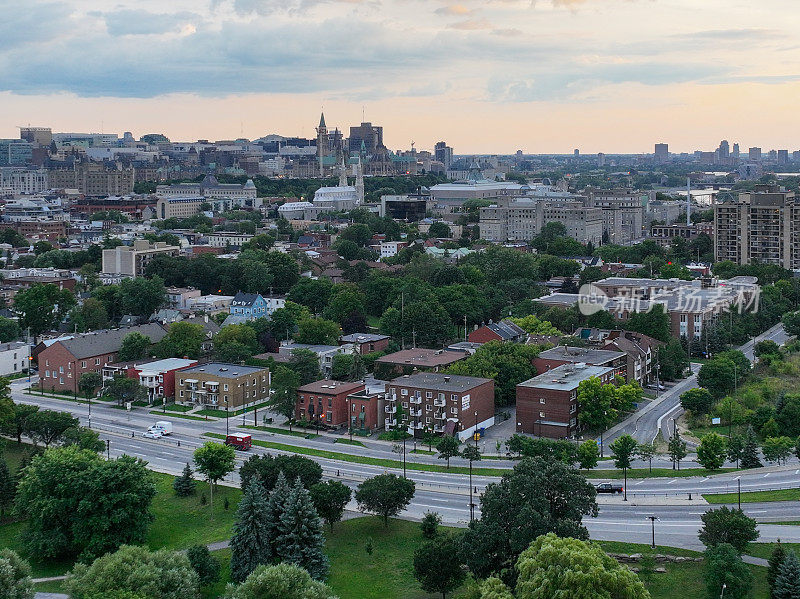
[339, 333, 389, 343]
[388, 372, 492, 392]
[297, 380, 365, 395]
[518, 363, 614, 391]
[179, 362, 267, 377]
[136, 358, 198, 373]
[376, 348, 466, 368]
[538, 346, 625, 364]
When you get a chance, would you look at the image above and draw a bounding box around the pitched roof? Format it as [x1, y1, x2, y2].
[55, 323, 168, 360]
[231, 292, 261, 307]
[480, 319, 526, 341]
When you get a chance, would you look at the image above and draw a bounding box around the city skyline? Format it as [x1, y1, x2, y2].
[3, 0, 800, 153]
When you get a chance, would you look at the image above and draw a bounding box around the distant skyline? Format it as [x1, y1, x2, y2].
[4, 0, 800, 154]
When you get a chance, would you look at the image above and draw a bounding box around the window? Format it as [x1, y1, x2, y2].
[402, 402, 408, 408]
[438, 393, 445, 400]
[426, 405, 431, 411]
[45, 370, 50, 377]
[224, 384, 229, 391]
[59, 378, 63, 384]
[451, 407, 458, 414]
[327, 398, 332, 407]
[95, 358, 100, 365]
[68, 362, 71, 370]
[180, 391, 184, 398]
[451, 394, 457, 400]
[426, 417, 432, 423]
[45, 359, 49, 367]
[400, 389, 408, 396]
[180, 379, 184, 385]
[59, 366, 63, 373]
[539, 411, 545, 418]
[539, 398, 546, 404]
[224, 395, 228, 401]
[426, 391, 432, 398]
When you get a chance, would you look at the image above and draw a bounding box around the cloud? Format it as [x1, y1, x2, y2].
[447, 18, 493, 30]
[231, 0, 369, 15]
[102, 9, 202, 36]
[0, 0, 72, 47]
[435, 4, 473, 16]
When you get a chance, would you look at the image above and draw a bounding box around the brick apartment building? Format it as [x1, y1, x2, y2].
[467, 319, 526, 344]
[339, 333, 390, 355]
[374, 348, 467, 380]
[385, 372, 494, 441]
[36, 323, 169, 394]
[516, 363, 614, 438]
[0, 220, 67, 242]
[102, 357, 198, 402]
[533, 345, 627, 381]
[176, 363, 270, 409]
[346, 388, 385, 432]
[295, 380, 366, 426]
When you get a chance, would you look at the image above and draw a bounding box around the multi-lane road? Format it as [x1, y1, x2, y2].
[10, 372, 800, 550]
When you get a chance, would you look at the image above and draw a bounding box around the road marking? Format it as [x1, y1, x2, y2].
[666, 479, 677, 485]
[763, 473, 771, 478]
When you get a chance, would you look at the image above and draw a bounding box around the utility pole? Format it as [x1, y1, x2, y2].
[646, 515, 660, 548]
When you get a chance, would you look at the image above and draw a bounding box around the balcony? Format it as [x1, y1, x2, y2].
[433, 398, 446, 407]
[385, 405, 397, 414]
[434, 411, 447, 420]
[409, 396, 422, 405]
[411, 421, 424, 430]
[409, 408, 422, 417]
[433, 424, 445, 433]
[385, 418, 397, 427]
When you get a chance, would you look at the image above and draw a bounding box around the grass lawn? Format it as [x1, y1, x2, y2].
[704, 488, 800, 504]
[333, 438, 366, 447]
[196, 402, 270, 418]
[163, 403, 194, 413]
[746, 543, 800, 561]
[410, 449, 436, 455]
[148, 410, 213, 422]
[241, 424, 318, 438]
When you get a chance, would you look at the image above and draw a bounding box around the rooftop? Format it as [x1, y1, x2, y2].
[297, 380, 365, 395]
[339, 333, 389, 344]
[375, 348, 466, 368]
[388, 372, 492, 392]
[518, 363, 614, 391]
[179, 362, 267, 377]
[55, 323, 168, 360]
[538, 346, 626, 364]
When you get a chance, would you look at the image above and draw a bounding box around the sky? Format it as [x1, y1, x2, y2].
[2, 0, 800, 154]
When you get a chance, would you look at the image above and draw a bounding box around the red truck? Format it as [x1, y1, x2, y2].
[225, 434, 252, 451]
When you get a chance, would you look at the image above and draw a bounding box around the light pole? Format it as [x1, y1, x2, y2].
[348, 395, 353, 442]
[720, 583, 727, 599]
[737, 477, 741, 510]
[225, 399, 229, 437]
[402, 435, 407, 479]
[646, 515, 660, 548]
[474, 410, 478, 448]
[106, 439, 110, 461]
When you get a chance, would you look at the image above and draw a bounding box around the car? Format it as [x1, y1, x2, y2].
[595, 482, 624, 494]
[142, 429, 162, 439]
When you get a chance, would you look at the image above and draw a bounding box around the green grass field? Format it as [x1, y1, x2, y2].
[148, 410, 213, 421]
[333, 438, 366, 448]
[704, 488, 800, 504]
[241, 424, 318, 438]
[745, 542, 800, 561]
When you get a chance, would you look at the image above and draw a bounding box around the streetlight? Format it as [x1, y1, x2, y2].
[224, 399, 229, 437]
[474, 410, 478, 449]
[348, 395, 353, 442]
[720, 583, 727, 599]
[106, 439, 110, 461]
[737, 477, 741, 510]
[646, 515, 660, 548]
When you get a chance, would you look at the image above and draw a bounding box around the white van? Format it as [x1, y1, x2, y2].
[151, 421, 173, 435]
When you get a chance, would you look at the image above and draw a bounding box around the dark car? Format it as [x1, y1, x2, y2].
[595, 482, 624, 494]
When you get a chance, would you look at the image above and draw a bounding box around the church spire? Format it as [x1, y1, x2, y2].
[338, 156, 347, 187]
[319, 112, 326, 129]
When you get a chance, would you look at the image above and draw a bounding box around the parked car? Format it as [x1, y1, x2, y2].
[142, 429, 162, 439]
[595, 482, 624, 494]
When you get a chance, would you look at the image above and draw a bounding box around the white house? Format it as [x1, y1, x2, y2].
[0, 342, 31, 376]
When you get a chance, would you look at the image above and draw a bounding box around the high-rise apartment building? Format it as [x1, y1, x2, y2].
[718, 140, 730, 160]
[714, 185, 800, 268]
[748, 147, 762, 162]
[0, 140, 34, 166]
[584, 188, 645, 244]
[434, 141, 454, 168]
[654, 143, 669, 164]
[19, 127, 52, 147]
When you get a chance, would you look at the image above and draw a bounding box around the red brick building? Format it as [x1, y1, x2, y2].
[339, 333, 390, 355]
[532, 346, 627, 381]
[374, 348, 467, 380]
[468, 320, 526, 344]
[346, 388, 385, 432]
[295, 380, 366, 426]
[102, 357, 198, 402]
[385, 372, 495, 440]
[516, 363, 614, 439]
[36, 324, 168, 394]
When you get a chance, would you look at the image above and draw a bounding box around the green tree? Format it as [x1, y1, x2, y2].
[355, 473, 416, 527]
[309, 480, 352, 531]
[705, 543, 753, 599]
[0, 459, 16, 520]
[3, 403, 38, 444]
[427, 221, 452, 239]
[294, 318, 341, 345]
[15, 447, 155, 560]
[239, 454, 322, 493]
[118, 276, 166, 317]
[577, 376, 616, 432]
[69, 298, 109, 333]
[230, 479, 272, 583]
[223, 563, 338, 599]
[214, 324, 259, 358]
[24, 410, 78, 447]
[635, 441, 657, 473]
[510, 533, 649, 599]
[657, 338, 689, 380]
[117, 332, 152, 361]
[460, 457, 598, 578]
[102, 377, 147, 407]
[193, 442, 236, 517]
[436, 436, 460, 469]
[623, 304, 670, 342]
[609, 434, 637, 500]
[697, 433, 727, 471]
[65, 545, 199, 599]
[680, 388, 714, 415]
[0, 548, 33, 599]
[773, 550, 800, 599]
[14, 284, 76, 337]
[173, 463, 196, 497]
[62, 426, 105, 453]
[667, 433, 687, 470]
[330, 354, 354, 381]
[698, 358, 738, 398]
[78, 372, 102, 399]
[154, 322, 206, 359]
[727, 433, 745, 468]
[699, 507, 760, 554]
[274, 478, 329, 580]
[413, 534, 466, 599]
[762, 436, 795, 465]
[420, 511, 441, 539]
[768, 542, 787, 598]
[741, 426, 763, 469]
[186, 545, 220, 587]
[268, 366, 302, 430]
[577, 439, 599, 471]
[508, 314, 560, 335]
[288, 349, 321, 384]
[781, 311, 800, 337]
[0, 317, 21, 342]
[287, 279, 333, 315]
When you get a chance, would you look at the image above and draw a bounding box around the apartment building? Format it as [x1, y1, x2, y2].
[468, 320, 526, 344]
[533, 345, 627, 381]
[0, 342, 31, 377]
[0, 167, 48, 195]
[175, 363, 270, 409]
[714, 185, 800, 269]
[102, 357, 198, 402]
[573, 328, 663, 386]
[155, 197, 206, 220]
[339, 333, 390, 355]
[516, 363, 615, 438]
[206, 232, 254, 248]
[294, 379, 366, 426]
[102, 240, 180, 278]
[48, 162, 135, 196]
[374, 348, 467, 380]
[385, 372, 495, 441]
[584, 188, 645, 245]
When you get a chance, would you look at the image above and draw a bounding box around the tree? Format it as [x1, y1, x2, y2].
[705, 543, 753, 599]
[268, 366, 301, 430]
[69, 298, 109, 333]
[699, 507, 760, 554]
[294, 318, 341, 345]
[230, 479, 272, 583]
[680, 388, 714, 415]
[65, 545, 199, 599]
[355, 473, 416, 526]
[193, 442, 236, 517]
[635, 441, 657, 473]
[310, 480, 352, 531]
[15, 447, 155, 560]
[577, 376, 616, 432]
[769, 542, 787, 598]
[413, 534, 465, 599]
[609, 434, 637, 500]
[0, 548, 34, 599]
[436, 435, 460, 469]
[577, 439, 599, 471]
[508, 533, 649, 599]
[239, 454, 322, 493]
[667, 433, 687, 470]
[460, 457, 598, 578]
[186, 545, 220, 587]
[623, 304, 670, 342]
[288, 349, 322, 384]
[0, 317, 21, 343]
[782, 310, 800, 337]
[24, 409, 78, 447]
[741, 425, 763, 469]
[273, 478, 329, 580]
[657, 338, 689, 380]
[762, 436, 795, 465]
[214, 324, 259, 358]
[62, 426, 105, 453]
[118, 276, 166, 317]
[14, 284, 76, 336]
[117, 332, 152, 361]
[287, 279, 333, 315]
[697, 433, 727, 471]
[154, 322, 206, 359]
[773, 550, 800, 599]
[223, 563, 337, 599]
[3, 403, 38, 444]
[78, 372, 102, 398]
[727, 433, 745, 469]
[421, 511, 441, 539]
[698, 358, 738, 398]
[102, 377, 147, 407]
[0, 459, 16, 520]
[173, 463, 196, 497]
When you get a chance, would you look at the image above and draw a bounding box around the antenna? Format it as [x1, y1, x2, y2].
[362, 105, 365, 122]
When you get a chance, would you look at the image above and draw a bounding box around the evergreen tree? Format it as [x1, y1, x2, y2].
[173, 463, 197, 497]
[773, 551, 800, 599]
[274, 478, 328, 581]
[230, 479, 273, 584]
[741, 426, 763, 469]
[0, 459, 16, 520]
[769, 541, 787, 598]
[265, 471, 291, 554]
